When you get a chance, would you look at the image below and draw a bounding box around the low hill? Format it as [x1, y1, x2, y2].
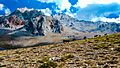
[0, 33, 120, 67]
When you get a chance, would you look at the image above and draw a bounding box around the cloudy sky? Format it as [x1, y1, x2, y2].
[0, 0, 120, 23]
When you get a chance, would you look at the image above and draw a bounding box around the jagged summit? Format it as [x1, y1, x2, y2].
[0, 9, 64, 36]
[10, 8, 44, 20]
[16, 7, 34, 13]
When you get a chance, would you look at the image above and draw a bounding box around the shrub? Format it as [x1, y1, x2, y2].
[39, 57, 57, 68]
[115, 47, 120, 52]
[39, 61, 57, 68]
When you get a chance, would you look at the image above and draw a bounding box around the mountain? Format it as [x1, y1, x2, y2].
[54, 14, 120, 33]
[0, 8, 82, 48]
[0, 8, 120, 48]
[1, 8, 120, 37]
[0, 9, 64, 36]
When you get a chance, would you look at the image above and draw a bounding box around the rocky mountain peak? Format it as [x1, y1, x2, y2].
[17, 7, 34, 13]
[0, 9, 64, 36]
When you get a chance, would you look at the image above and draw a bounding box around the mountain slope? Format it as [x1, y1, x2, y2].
[54, 14, 120, 33]
[0, 9, 64, 36]
[0, 9, 83, 48]
[0, 33, 120, 67]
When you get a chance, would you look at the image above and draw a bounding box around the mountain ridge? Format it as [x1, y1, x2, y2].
[0, 9, 64, 36]
[54, 13, 120, 33]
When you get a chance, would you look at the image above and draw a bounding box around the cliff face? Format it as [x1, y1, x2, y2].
[0, 10, 64, 36]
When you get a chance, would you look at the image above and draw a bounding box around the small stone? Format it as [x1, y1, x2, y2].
[49, 57, 61, 61]
[111, 48, 114, 50]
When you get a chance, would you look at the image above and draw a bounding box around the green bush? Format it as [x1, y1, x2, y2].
[39, 61, 57, 68]
[39, 57, 57, 68]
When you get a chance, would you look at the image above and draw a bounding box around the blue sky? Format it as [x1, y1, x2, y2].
[0, 0, 120, 23]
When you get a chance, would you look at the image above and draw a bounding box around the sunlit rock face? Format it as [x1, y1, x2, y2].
[0, 9, 64, 36]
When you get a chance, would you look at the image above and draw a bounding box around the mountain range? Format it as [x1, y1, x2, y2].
[1, 8, 120, 35]
[0, 8, 120, 48]
[54, 13, 120, 33]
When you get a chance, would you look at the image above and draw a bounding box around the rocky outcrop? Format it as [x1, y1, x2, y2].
[0, 9, 64, 36]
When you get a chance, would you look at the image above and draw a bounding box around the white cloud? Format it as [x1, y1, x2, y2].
[56, 0, 71, 11]
[91, 16, 120, 23]
[17, 7, 52, 16]
[74, 0, 120, 8]
[5, 8, 11, 16]
[91, 17, 99, 22]
[37, 0, 71, 11]
[100, 17, 120, 23]
[0, 4, 11, 16]
[17, 7, 34, 13]
[65, 11, 77, 18]
[41, 8, 52, 16]
[0, 4, 4, 10]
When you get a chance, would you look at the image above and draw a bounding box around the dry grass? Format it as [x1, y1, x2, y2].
[0, 33, 120, 67]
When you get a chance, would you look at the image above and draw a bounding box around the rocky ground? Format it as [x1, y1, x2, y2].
[0, 33, 120, 68]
